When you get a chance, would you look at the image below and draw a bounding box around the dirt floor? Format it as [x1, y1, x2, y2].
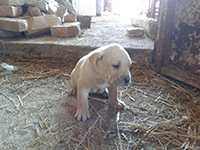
[0, 56, 200, 150]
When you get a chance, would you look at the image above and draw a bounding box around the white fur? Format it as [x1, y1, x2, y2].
[70, 43, 132, 121]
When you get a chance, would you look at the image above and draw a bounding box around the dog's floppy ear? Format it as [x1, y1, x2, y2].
[89, 52, 103, 67]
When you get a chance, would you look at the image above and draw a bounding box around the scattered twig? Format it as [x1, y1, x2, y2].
[17, 95, 24, 108]
[89, 97, 107, 104]
[38, 138, 49, 147]
[32, 124, 57, 143]
[89, 103, 105, 121]
[55, 87, 69, 93]
[0, 136, 10, 146]
[64, 123, 81, 131]
[145, 61, 194, 98]
[75, 117, 100, 150]
[154, 129, 198, 150]
[20, 69, 60, 81]
[63, 73, 71, 77]
[45, 134, 53, 147]
[21, 90, 33, 99]
[0, 91, 19, 110]
[133, 88, 178, 108]
[38, 114, 50, 130]
[133, 121, 164, 150]
[72, 138, 89, 150]
[126, 104, 148, 111]
[124, 91, 135, 101]
[115, 140, 120, 150]
[116, 111, 123, 150]
[158, 132, 200, 140]
[0, 104, 10, 109]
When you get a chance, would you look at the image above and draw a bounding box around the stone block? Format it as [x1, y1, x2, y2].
[23, 14, 61, 37]
[0, 18, 28, 32]
[56, 0, 77, 14]
[50, 22, 80, 37]
[56, 4, 68, 18]
[0, 29, 21, 38]
[27, 6, 42, 17]
[63, 14, 77, 22]
[77, 15, 91, 29]
[0, 0, 24, 6]
[127, 27, 144, 37]
[0, 6, 22, 17]
[24, 0, 48, 12]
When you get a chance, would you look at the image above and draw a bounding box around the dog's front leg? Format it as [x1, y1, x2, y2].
[108, 84, 124, 109]
[108, 84, 119, 108]
[75, 83, 90, 121]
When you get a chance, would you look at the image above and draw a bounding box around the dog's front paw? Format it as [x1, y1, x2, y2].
[75, 109, 90, 121]
[69, 87, 76, 95]
[110, 99, 126, 110]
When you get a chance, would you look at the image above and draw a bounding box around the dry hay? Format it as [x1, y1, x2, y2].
[0, 55, 200, 150]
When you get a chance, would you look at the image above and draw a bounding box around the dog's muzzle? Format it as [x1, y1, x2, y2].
[124, 77, 130, 85]
[123, 76, 131, 86]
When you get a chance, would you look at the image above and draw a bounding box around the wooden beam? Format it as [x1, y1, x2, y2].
[160, 67, 200, 89]
[153, 0, 176, 70]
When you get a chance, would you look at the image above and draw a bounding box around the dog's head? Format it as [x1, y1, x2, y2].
[89, 43, 132, 86]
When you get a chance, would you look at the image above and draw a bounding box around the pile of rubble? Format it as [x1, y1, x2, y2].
[0, 0, 91, 38]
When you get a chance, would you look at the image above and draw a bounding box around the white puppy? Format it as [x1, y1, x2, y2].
[70, 43, 132, 121]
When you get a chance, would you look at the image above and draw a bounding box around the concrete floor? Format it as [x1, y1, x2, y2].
[0, 14, 154, 62]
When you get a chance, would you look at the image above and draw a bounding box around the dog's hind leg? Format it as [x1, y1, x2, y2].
[69, 76, 77, 95]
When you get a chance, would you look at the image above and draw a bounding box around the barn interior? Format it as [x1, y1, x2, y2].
[0, 0, 200, 149]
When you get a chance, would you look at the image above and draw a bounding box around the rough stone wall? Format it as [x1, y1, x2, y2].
[168, 0, 200, 74]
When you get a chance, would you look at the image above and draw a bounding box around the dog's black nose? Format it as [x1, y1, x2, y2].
[124, 77, 130, 85]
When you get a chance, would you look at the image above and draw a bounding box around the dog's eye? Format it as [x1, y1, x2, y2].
[112, 65, 119, 69]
